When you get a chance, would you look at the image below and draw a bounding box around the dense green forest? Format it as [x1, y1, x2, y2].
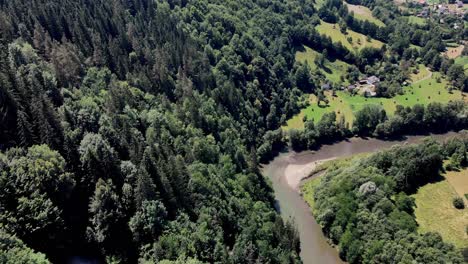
[312, 134, 468, 263]
[0, 0, 309, 262]
[0, 0, 466, 262]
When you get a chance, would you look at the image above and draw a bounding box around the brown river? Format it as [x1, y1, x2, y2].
[261, 132, 459, 264]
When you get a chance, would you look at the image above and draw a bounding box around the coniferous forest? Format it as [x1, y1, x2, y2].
[0, 0, 307, 262]
[0, 0, 467, 263]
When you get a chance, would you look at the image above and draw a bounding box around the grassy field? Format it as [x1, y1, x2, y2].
[445, 168, 468, 203]
[410, 64, 430, 82]
[455, 56, 468, 73]
[316, 21, 384, 52]
[295, 46, 351, 84]
[412, 168, 468, 249]
[407, 15, 427, 25]
[284, 71, 466, 129]
[345, 3, 385, 27]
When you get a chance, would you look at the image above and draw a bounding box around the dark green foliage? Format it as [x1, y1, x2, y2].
[313, 140, 464, 263]
[0, 0, 309, 262]
[0, 231, 50, 264]
[394, 192, 415, 214]
[353, 105, 387, 136]
[0, 145, 74, 256]
[0, 0, 465, 262]
[372, 102, 467, 138]
[452, 197, 465, 209]
[369, 139, 443, 192]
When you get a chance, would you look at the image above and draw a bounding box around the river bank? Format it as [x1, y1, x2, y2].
[261, 132, 459, 264]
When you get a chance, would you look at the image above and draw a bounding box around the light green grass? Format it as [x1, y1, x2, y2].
[410, 64, 430, 82]
[427, 0, 444, 4]
[313, 0, 325, 8]
[455, 56, 468, 73]
[301, 154, 369, 213]
[445, 168, 468, 203]
[407, 15, 427, 25]
[346, 3, 385, 27]
[295, 46, 351, 84]
[284, 72, 466, 129]
[301, 177, 322, 213]
[412, 173, 468, 249]
[316, 21, 384, 52]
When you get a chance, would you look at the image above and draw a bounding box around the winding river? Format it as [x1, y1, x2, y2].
[261, 132, 459, 264]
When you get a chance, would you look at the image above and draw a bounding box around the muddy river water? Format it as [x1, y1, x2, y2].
[261, 132, 458, 264]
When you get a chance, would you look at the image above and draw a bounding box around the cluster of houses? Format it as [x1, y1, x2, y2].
[416, 1, 466, 19]
[321, 75, 381, 97]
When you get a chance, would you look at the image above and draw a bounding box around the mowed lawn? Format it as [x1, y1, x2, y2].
[295, 46, 351, 84]
[284, 72, 466, 129]
[316, 21, 384, 52]
[407, 15, 427, 25]
[412, 169, 468, 249]
[345, 3, 385, 26]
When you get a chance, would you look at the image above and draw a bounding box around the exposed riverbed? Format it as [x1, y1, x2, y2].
[261, 132, 458, 264]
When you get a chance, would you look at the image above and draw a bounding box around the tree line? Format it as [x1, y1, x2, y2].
[256, 100, 467, 161]
[312, 133, 468, 263]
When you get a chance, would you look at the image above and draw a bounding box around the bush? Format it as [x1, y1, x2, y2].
[463, 247, 468, 263]
[453, 197, 465, 209]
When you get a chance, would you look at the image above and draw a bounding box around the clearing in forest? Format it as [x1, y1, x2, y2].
[295, 46, 351, 84]
[444, 45, 465, 59]
[345, 3, 385, 27]
[410, 64, 431, 82]
[412, 168, 468, 249]
[284, 72, 466, 129]
[407, 15, 426, 25]
[316, 21, 384, 52]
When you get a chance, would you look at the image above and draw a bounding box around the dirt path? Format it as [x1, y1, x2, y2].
[413, 68, 433, 84]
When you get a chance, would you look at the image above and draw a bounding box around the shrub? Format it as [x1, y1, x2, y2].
[453, 197, 465, 209]
[463, 247, 468, 263]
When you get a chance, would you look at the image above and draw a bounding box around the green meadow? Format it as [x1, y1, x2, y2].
[295, 46, 351, 84]
[407, 15, 427, 25]
[455, 56, 468, 73]
[412, 168, 468, 249]
[345, 3, 385, 27]
[316, 21, 384, 52]
[284, 71, 466, 129]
